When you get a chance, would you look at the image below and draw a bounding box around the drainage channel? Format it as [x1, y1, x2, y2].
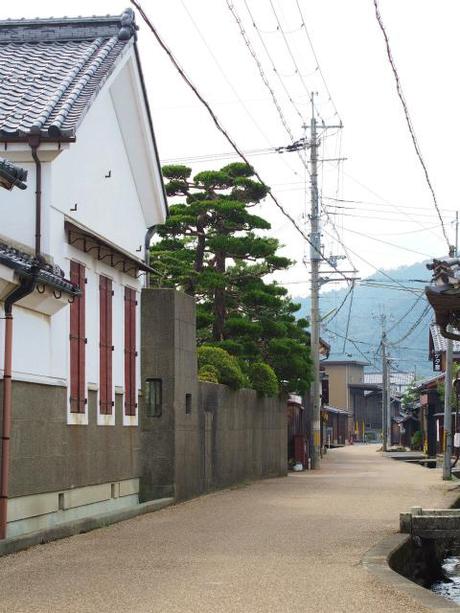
[393, 506, 460, 607]
[431, 543, 460, 604]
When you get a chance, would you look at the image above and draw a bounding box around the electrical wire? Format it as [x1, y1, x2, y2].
[295, 0, 341, 122]
[342, 282, 355, 353]
[321, 282, 354, 324]
[372, 0, 450, 249]
[387, 293, 426, 334]
[344, 171, 448, 243]
[130, 0, 349, 283]
[177, 2, 301, 179]
[268, 0, 318, 116]
[226, 0, 298, 143]
[388, 304, 432, 346]
[243, 0, 306, 123]
[340, 225, 436, 259]
[321, 226, 417, 291]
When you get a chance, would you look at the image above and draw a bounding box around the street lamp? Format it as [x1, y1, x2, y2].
[0, 158, 27, 191]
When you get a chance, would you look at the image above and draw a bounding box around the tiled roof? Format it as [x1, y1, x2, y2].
[0, 243, 79, 295]
[364, 372, 415, 386]
[0, 9, 137, 139]
[0, 156, 27, 190]
[430, 323, 460, 353]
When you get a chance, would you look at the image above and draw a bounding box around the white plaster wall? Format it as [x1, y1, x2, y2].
[0, 49, 154, 423]
[0, 162, 36, 252]
[50, 90, 148, 258]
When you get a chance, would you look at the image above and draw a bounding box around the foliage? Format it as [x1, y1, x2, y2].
[198, 364, 219, 384]
[248, 362, 279, 396]
[410, 430, 423, 451]
[197, 346, 245, 390]
[437, 362, 460, 408]
[151, 163, 313, 394]
[401, 382, 419, 411]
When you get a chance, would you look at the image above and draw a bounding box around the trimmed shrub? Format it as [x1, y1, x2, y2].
[410, 430, 423, 451]
[197, 346, 245, 390]
[198, 365, 219, 384]
[248, 362, 279, 396]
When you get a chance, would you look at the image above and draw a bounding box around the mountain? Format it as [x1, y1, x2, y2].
[295, 261, 433, 378]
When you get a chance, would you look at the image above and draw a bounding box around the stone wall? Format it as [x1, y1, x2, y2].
[198, 382, 287, 492]
[140, 288, 287, 502]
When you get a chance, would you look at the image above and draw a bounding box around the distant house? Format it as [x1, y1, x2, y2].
[429, 323, 460, 372]
[364, 371, 415, 396]
[0, 10, 167, 537]
[322, 359, 366, 434]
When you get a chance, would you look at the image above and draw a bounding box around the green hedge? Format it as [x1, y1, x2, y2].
[248, 362, 279, 396]
[197, 346, 245, 390]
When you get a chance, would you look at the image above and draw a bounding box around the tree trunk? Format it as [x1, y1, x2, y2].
[185, 216, 206, 295]
[212, 250, 226, 341]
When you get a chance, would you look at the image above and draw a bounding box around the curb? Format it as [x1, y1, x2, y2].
[362, 533, 459, 612]
[0, 497, 174, 557]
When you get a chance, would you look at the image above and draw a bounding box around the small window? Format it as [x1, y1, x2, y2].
[145, 378, 162, 417]
[185, 393, 192, 415]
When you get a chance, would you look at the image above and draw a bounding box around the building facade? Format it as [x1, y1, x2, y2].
[0, 11, 168, 537]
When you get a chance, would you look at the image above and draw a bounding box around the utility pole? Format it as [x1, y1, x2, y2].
[381, 316, 388, 452]
[443, 332, 453, 479]
[443, 238, 457, 479]
[309, 93, 321, 469]
[386, 352, 392, 451]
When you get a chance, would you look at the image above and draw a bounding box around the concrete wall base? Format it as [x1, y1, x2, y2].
[0, 497, 174, 558]
[362, 533, 458, 612]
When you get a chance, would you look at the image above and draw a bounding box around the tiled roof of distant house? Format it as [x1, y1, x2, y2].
[364, 372, 415, 387]
[0, 9, 137, 139]
[429, 323, 460, 354]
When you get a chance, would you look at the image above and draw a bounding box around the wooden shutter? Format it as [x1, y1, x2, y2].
[124, 287, 137, 416]
[69, 261, 86, 413]
[99, 276, 113, 415]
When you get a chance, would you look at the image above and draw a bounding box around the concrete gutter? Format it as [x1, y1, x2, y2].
[362, 533, 459, 612]
[0, 497, 174, 557]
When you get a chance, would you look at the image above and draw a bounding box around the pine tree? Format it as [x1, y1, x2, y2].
[150, 162, 312, 393]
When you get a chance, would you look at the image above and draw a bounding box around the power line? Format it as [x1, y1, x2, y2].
[227, 0, 315, 178]
[267, 0, 318, 117]
[295, 0, 341, 122]
[342, 282, 355, 352]
[372, 0, 450, 249]
[130, 0, 349, 283]
[387, 293, 426, 334]
[226, 0, 298, 143]
[322, 282, 354, 324]
[243, 0, 305, 123]
[323, 194, 459, 214]
[340, 225, 436, 259]
[388, 304, 432, 346]
[321, 226, 419, 292]
[344, 171, 448, 243]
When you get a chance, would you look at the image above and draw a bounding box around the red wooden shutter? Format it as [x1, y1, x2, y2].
[124, 287, 137, 416]
[99, 276, 113, 415]
[70, 261, 86, 413]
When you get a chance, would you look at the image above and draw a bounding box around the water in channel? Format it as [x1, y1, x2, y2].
[431, 551, 460, 604]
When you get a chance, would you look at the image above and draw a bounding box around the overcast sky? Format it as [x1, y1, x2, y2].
[2, 0, 459, 297]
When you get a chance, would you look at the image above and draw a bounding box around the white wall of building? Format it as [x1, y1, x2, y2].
[0, 47, 162, 427]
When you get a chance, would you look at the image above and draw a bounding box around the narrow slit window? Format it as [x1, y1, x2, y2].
[185, 393, 192, 415]
[145, 378, 162, 417]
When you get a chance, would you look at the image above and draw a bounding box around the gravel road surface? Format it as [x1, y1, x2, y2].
[0, 444, 457, 612]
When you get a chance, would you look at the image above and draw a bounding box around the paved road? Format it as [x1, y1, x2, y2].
[0, 445, 458, 613]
